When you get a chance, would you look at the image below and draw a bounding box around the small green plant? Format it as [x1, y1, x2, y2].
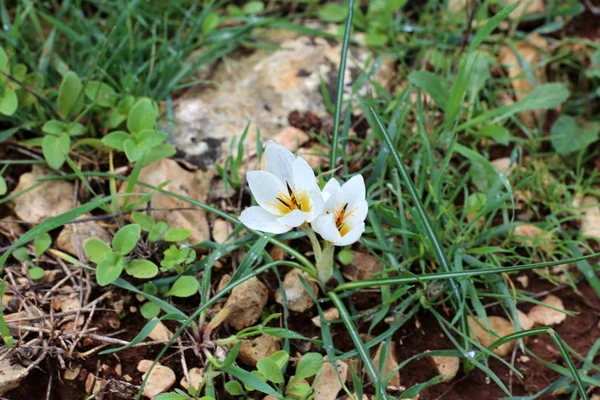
[83, 224, 159, 286]
[11, 233, 51, 280]
[132, 212, 191, 243]
[161, 244, 196, 273]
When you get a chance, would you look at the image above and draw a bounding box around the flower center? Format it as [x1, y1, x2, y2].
[334, 203, 355, 237]
[272, 182, 311, 215]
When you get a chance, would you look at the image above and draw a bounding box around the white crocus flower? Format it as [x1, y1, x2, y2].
[239, 141, 324, 234]
[312, 175, 368, 246]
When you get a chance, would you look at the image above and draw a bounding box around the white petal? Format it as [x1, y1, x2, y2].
[307, 187, 325, 222]
[312, 214, 341, 243]
[277, 209, 310, 227]
[333, 221, 365, 246]
[265, 140, 295, 186]
[339, 175, 365, 205]
[349, 199, 369, 224]
[239, 207, 292, 234]
[247, 171, 287, 215]
[321, 178, 341, 205]
[292, 157, 320, 193]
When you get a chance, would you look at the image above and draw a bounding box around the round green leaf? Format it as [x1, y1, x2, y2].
[112, 224, 141, 255]
[12, 247, 29, 262]
[132, 212, 155, 232]
[0, 89, 18, 116]
[58, 71, 84, 117]
[83, 238, 112, 264]
[143, 282, 158, 296]
[256, 358, 284, 384]
[0, 176, 7, 196]
[317, 3, 348, 22]
[101, 131, 130, 151]
[224, 381, 244, 396]
[165, 276, 199, 298]
[127, 98, 156, 133]
[42, 120, 65, 135]
[242, 1, 264, 14]
[163, 228, 191, 242]
[269, 350, 289, 369]
[140, 301, 161, 319]
[337, 249, 353, 265]
[294, 352, 323, 380]
[126, 259, 158, 279]
[29, 267, 45, 280]
[96, 259, 124, 286]
[85, 81, 116, 107]
[33, 233, 52, 258]
[42, 133, 70, 170]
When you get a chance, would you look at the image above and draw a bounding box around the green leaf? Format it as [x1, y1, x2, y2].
[477, 125, 510, 146]
[269, 350, 289, 369]
[242, 1, 264, 14]
[520, 83, 570, 111]
[149, 221, 168, 242]
[318, 3, 348, 22]
[337, 249, 353, 265]
[67, 123, 85, 136]
[12, 247, 29, 262]
[0, 89, 18, 116]
[42, 120, 66, 135]
[294, 353, 323, 380]
[286, 382, 311, 399]
[224, 381, 244, 396]
[19, 72, 44, 107]
[83, 238, 112, 264]
[550, 115, 600, 155]
[165, 276, 199, 298]
[123, 138, 144, 162]
[408, 71, 449, 110]
[132, 212, 155, 232]
[365, 31, 388, 46]
[141, 301, 161, 320]
[58, 71, 84, 117]
[256, 358, 284, 384]
[42, 133, 70, 170]
[221, 365, 281, 398]
[164, 228, 191, 242]
[155, 394, 190, 400]
[85, 81, 116, 107]
[143, 283, 158, 296]
[143, 144, 176, 166]
[465, 193, 487, 216]
[112, 224, 141, 255]
[0, 176, 6, 196]
[96, 257, 124, 286]
[135, 129, 166, 148]
[29, 267, 45, 280]
[126, 259, 159, 279]
[127, 98, 156, 133]
[33, 233, 51, 258]
[101, 131, 130, 151]
[0, 46, 8, 73]
[202, 12, 220, 33]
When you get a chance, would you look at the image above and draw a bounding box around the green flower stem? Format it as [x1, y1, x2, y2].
[303, 227, 334, 287]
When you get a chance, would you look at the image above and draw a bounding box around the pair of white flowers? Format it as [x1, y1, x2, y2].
[239, 141, 368, 246]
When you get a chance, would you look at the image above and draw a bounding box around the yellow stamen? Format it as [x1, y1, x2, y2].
[267, 181, 311, 216]
[334, 203, 355, 237]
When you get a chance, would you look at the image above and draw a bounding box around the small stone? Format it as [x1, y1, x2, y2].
[137, 360, 176, 398]
[275, 269, 318, 313]
[270, 246, 285, 261]
[148, 319, 173, 341]
[238, 335, 281, 367]
[519, 355, 530, 363]
[371, 342, 400, 388]
[468, 316, 515, 357]
[580, 196, 600, 239]
[216, 274, 231, 293]
[212, 218, 231, 244]
[180, 368, 205, 390]
[517, 310, 534, 330]
[8, 166, 75, 223]
[314, 358, 348, 400]
[527, 295, 566, 326]
[516, 275, 529, 288]
[512, 224, 555, 253]
[0, 358, 28, 395]
[64, 364, 81, 380]
[342, 252, 383, 281]
[85, 373, 105, 395]
[311, 307, 340, 328]
[224, 277, 268, 329]
[428, 355, 460, 382]
[56, 217, 111, 258]
[272, 126, 310, 151]
[115, 364, 122, 376]
[490, 157, 515, 177]
[504, 0, 545, 20]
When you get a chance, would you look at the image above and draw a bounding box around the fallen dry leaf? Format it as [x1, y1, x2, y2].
[468, 316, 516, 357]
[372, 342, 400, 388]
[313, 357, 348, 400]
[237, 335, 281, 367]
[275, 269, 318, 313]
[137, 360, 176, 398]
[342, 252, 383, 281]
[312, 307, 340, 328]
[224, 277, 268, 329]
[428, 354, 460, 382]
[180, 367, 205, 390]
[0, 358, 28, 395]
[527, 295, 567, 326]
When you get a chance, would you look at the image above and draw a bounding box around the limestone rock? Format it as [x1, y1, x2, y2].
[372, 342, 400, 388]
[342, 252, 383, 281]
[275, 269, 318, 313]
[504, 0, 546, 20]
[224, 277, 268, 329]
[8, 166, 75, 223]
[180, 368, 205, 391]
[0, 358, 28, 396]
[212, 218, 231, 244]
[56, 217, 111, 257]
[312, 307, 340, 328]
[490, 157, 515, 177]
[137, 360, 176, 398]
[238, 335, 281, 367]
[121, 159, 212, 244]
[148, 319, 173, 341]
[428, 355, 460, 382]
[468, 316, 516, 357]
[314, 358, 348, 400]
[580, 196, 600, 239]
[527, 295, 566, 326]
[517, 310, 534, 330]
[173, 33, 394, 169]
[511, 224, 555, 254]
[272, 126, 310, 151]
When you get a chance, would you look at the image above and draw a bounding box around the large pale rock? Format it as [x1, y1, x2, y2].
[428, 355, 460, 382]
[57, 216, 111, 257]
[180, 368, 205, 390]
[0, 358, 28, 395]
[314, 358, 348, 400]
[275, 269, 318, 313]
[342, 252, 383, 281]
[8, 165, 75, 223]
[468, 316, 516, 357]
[527, 295, 566, 326]
[580, 196, 600, 239]
[148, 319, 173, 341]
[237, 335, 281, 366]
[137, 360, 176, 398]
[372, 342, 400, 388]
[224, 277, 268, 330]
[312, 307, 340, 328]
[122, 159, 212, 244]
[499, 35, 548, 126]
[173, 33, 394, 169]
